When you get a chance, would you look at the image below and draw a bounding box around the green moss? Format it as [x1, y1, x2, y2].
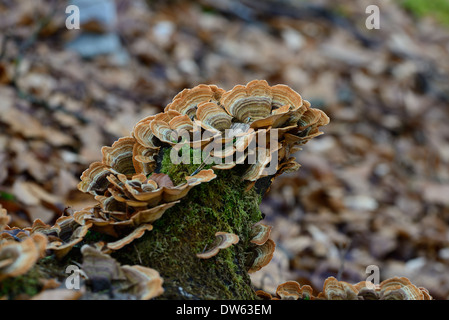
[402, 0, 449, 26]
[114, 147, 263, 299]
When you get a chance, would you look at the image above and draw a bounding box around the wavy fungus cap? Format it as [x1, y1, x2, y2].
[318, 276, 359, 300]
[196, 232, 239, 259]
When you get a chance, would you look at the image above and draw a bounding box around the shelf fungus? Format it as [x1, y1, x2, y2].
[76, 150, 216, 251]
[78, 80, 329, 197]
[317, 276, 432, 300]
[17, 215, 93, 260]
[317, 277, 359, 300]
[256, 281, 313, 300]
[249, 223, 272, 246]
[0, 207, 47, 282]
[276, 281, 314, 300]
[257, 276, 432, 300]
[196, 232, 239, 259]
[246, 224, 276, 274]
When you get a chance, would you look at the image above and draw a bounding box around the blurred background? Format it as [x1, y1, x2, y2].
[1, 0, 449, 299]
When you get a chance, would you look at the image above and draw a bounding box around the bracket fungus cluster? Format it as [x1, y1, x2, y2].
[256, 277, 433, 300]
[72, 79, 329, 253]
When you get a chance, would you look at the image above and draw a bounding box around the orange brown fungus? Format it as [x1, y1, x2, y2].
[1, 207, 49, 282]
[324, 276, 433, 300]
[247, 238, 276, 274]
[276, 281, 314, 300]
[356, 277, 433, 300]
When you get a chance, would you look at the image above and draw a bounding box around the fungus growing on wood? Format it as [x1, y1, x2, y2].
[196, 232, 239, 259]
[245, 222, 276, 274]
[250, 223, 272, 245]
[247, 238, 276, 274]
[44, 215, 92, 259]
[72, 81, 329, 291]
[275, 281, 313, 300]
[78, 79, 329, 198]
[255, 281, 314, 300]
[120, 265, 165, 300]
